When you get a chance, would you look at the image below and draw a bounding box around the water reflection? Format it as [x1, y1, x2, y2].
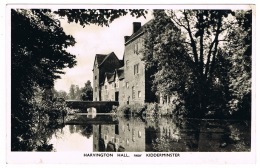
[93, 116, 145, 152]
[49, 114, 250, 152]
[49, 125, 93, 152]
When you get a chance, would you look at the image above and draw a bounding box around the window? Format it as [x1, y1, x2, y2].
[95, 75, 97, 80]
[134, 41, 139, 54]
[115, 79, 119, 88]
[115, 125, 119, 135]
[105, 85, 107, 90]
[132, 128, 136, 142]
[138, 91, 141, 98]
[95, 87, 97, 92]
[134, 64, 139, 75]
[126, 60, 129, 68]
[126, 82, 129, 88]
[132, 86, 135, 99]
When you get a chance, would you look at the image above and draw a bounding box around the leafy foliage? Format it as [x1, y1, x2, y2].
[11, 8, 147, 150]
[143, 10, 197, 116]
[143, 9, 252, 118]
[11, 9, 77, 151]
[54, 9, 148, 27]
[67, 81, 93, 100]
[224, 10, 252, 118]
[80, 80, 93, 101]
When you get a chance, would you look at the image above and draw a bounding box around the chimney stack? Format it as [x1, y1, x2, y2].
[133, 22, 141, 34]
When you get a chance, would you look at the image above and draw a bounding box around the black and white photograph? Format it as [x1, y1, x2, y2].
[5, 3, 256, 164]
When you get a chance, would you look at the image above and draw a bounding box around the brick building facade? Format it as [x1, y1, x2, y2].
[92, 52, 122, 101]
[93, 21, 157, 105]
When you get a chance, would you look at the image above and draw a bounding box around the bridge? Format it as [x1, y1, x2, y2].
[65, 100, 119, 113]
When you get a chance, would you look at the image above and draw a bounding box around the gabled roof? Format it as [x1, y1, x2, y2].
[93, 52, 118, 70]
[105, 72, 115, 83]
[95, 54, 107, 66]
[119, 60, 124, 66]
[99, 52, 116, 67]
[116, 68, 124, 80]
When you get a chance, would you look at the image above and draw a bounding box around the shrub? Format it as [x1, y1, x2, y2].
[117, 104, 131, 115]
[145, 103, 159, 117]
[117, 103, 146, 116]
[158, 104, 175, 116]
[129, 103, 146, 115]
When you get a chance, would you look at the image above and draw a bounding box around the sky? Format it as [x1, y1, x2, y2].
[54, 11, 153, 93]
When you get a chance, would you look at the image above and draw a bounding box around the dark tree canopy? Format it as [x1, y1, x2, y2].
[11, 9, 78, 151]
[143, 9, 252, 118]
[12, 9, 77, 100]
[54, 9, 148, 27]
[11, 8, 147, 151]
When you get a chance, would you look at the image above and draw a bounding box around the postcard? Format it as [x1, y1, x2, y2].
[6, 4, 256, 164]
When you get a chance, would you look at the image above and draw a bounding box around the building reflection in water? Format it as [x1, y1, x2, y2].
[91, 115, 250, 152]
[93, 116, 145, 152]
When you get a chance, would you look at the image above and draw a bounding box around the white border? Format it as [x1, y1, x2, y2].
[1, 0, 259, 167]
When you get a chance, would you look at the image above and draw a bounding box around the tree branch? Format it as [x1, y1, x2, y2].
[169, 11, 189, 31]
[183, 10, 199, 64]
[208, 14, 222, 79]
[197, 11, 205, 75]
[204, 39, 216, 77]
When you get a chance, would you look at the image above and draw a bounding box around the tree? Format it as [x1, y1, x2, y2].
[69, 84, 76, 99]
[143, 10, 195, 115]
[75, 85, 81, 100]
[166, 9, 239, 115]
[11, 9, 77, 151]
[224, 10, 252, 118]
[81, 80, 93, 101]
[54, 9, 147, 27]
[11, 9, 147, 150]
[52, 89, 69, 100]
[144, 9, 252, 118]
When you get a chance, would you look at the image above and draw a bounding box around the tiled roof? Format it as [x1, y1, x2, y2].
[99, 52, 115, 67]
[94, 52, 120, 68]
[95, 54, 107, 66]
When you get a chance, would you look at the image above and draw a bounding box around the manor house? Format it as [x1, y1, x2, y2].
[93, 21, 164, 105]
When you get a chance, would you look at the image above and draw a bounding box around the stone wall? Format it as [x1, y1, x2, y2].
[123, 35, 146, 104]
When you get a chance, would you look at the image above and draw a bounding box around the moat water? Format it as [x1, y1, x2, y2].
[48, 113, 251, 152]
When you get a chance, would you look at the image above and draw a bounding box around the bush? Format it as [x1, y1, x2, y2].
[158, 104, 175, 116]
[144, 103, 159, 116]
[117, 102, 186, 117]
[144, 102, 186, 117]
[117, 104, 146, 116]
[117, 104, 131, 115]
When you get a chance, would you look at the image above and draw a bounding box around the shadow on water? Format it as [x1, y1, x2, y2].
[45, 113, 250, 152]
[145, 117, 250, 152]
